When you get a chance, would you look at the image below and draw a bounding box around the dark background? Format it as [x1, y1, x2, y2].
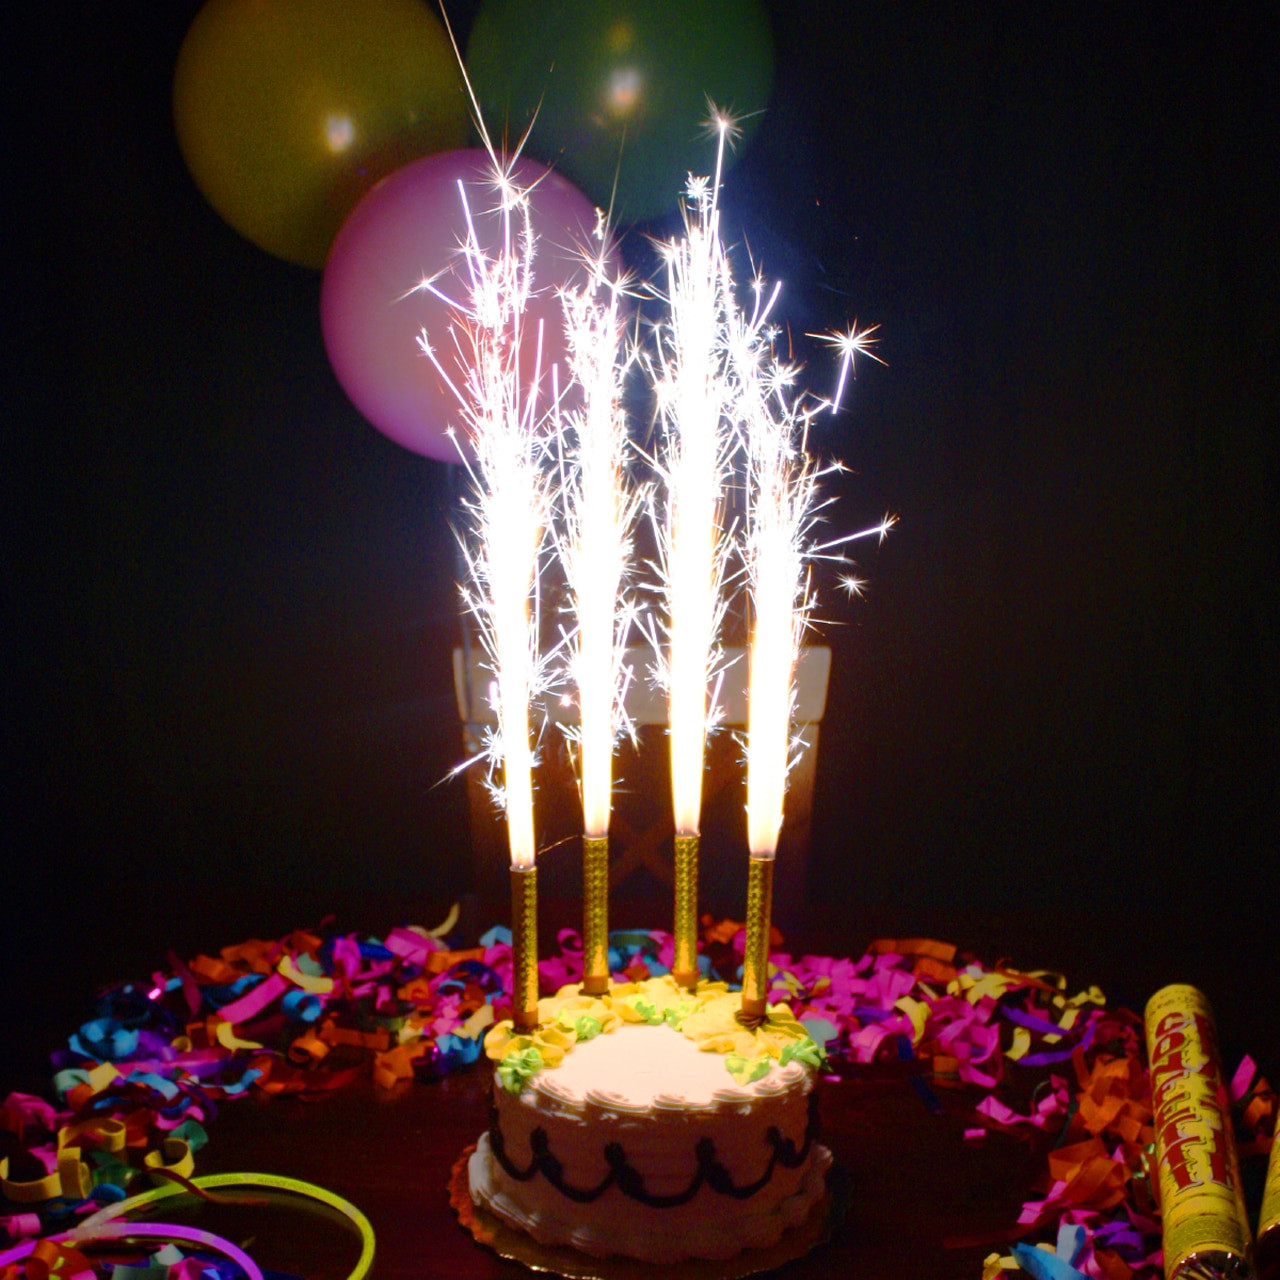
[3, 2, 1276, 1093]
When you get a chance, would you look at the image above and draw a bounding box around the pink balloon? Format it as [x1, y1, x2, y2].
[321, 149, 607, 461]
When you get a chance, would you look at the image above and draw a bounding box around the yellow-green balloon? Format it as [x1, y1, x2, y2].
[174, 0, 469, 269]
[465, 0, 774, 223]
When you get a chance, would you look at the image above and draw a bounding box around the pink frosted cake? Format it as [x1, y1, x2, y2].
[468, 980, 831, 1264]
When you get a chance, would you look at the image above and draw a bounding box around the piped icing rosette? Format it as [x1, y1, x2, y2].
[483, 975, 825, 1091]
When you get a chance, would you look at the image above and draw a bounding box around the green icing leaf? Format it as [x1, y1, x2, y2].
[555, 1008, 604, 1039]
[663, 1002, 695, 1031]
[780, 1036, 827, 1069]
[725, 1052, 772, 1085]
[572, 1014, 603, 1041]
[628, 996, 662, 1025]
[497, 1046, 544, 1093]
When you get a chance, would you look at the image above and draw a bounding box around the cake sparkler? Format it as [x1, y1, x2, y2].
[646, 116, 741, 991]
[734, 297, 816, 1023]
[417, 154, 554, 1033]
[731, 244, 893, 1023]
[428, 81, 887, 1036]
[554, 238, 639, 997]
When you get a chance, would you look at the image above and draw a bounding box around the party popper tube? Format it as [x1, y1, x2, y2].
[1257, 1125, 1280, 1277]
[1145, 984, 1253, 1280]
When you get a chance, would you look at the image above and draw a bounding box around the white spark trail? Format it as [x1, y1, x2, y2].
[416, 161, 555, 870]
[733, 296, 892, 858]
[645, 120, 741, 839]
[555, 233, 641, 838]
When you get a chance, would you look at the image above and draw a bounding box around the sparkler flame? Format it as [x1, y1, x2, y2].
[726, 275, 818, 856]
[555, 231, 640, 838]
[415, 37, 891, 890]
[724, 239, 892, 858]
[646, 121, 741, 838]
[742, 434, 812, 855]
[417, 160, 554, 871]
[739, 433, 895, 855]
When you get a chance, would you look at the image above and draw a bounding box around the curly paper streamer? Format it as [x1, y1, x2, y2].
[0, 1221, 261, 1279]
[0, 1156, 62, 1204]
[1010, 1239, 1089, 1280]
[0, 1214, 41, 1246]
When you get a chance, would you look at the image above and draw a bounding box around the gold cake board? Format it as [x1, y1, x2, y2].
[450, 1143, 842, 1279]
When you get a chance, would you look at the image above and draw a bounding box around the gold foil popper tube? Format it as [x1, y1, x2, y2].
[1257, 1123, 1280, 1278]
[581, 834, 610, 996]
[510, 864, 540, 1032]
[672, 832, 700, 991]
[738, 854, 774, 1026]
[1144, 984, 1253, 1280]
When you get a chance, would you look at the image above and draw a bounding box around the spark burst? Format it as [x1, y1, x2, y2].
[728, 287, 894, 855]
[814, 322, 887, 413]
[646, 120, 741, 844]
[732, 335, 819, 858]
[553, 223, 640, 996]
[555, 228, 641, 841]
[724, 207, 891, 1023]
[416, 159, 554, 871]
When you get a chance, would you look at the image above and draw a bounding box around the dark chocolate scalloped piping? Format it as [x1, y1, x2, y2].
[488, 1091, 820, 1208]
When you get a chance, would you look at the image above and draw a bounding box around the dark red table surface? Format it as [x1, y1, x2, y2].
[3, 900, 1276, 1280]
[176, 1065, 1040, 1280]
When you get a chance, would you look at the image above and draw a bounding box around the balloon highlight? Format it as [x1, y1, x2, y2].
[174, 0, 469, 268]
[465, 0, 774, 222]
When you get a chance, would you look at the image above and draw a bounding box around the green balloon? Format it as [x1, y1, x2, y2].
[465, 0, 774, 222]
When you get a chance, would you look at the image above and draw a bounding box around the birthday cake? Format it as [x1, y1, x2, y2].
[468, 978, 831, 1264]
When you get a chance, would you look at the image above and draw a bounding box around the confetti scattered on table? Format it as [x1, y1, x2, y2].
[1, 913, 1274, 1279]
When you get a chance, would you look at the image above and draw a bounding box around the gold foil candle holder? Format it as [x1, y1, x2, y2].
[672, 832, 700, 991]
[581, 834, 610, 996]
[738, 854, 774, 1027]
[510, 865, 540, 1032]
